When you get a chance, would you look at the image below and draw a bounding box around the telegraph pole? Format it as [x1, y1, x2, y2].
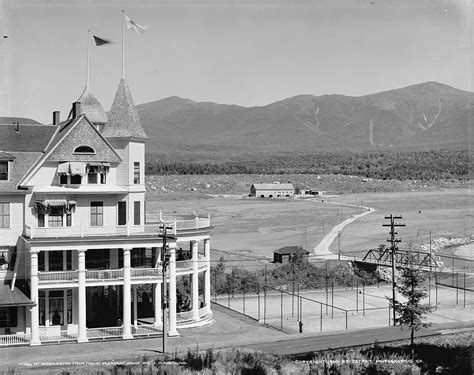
[337, 231, 341, 260]
[383, 215, 405, 326]
[160, 223, 173, 353]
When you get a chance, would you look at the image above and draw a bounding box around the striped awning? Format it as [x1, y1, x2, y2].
[0, 285, 35, 307]
[56, 162, 87, 176]
[35, 199, 76, 213]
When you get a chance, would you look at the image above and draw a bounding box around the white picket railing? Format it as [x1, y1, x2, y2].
[38, 270, 78, 282]
[132, 324, 161, 336]
[86, 269, 123, 280]
[39, 328, 76, 342]
[131, 268, 161, 278]
[0, 333, 30, 346]
[87, 326, 123, 340]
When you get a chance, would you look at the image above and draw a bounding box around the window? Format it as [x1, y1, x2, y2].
[118, 201, 127, 225]
[48, 290, 64, 326]
[71, 175, 82, 184]
[0, 307, 17, 328]
[88, 166, 98, 184]
[38, 212, 45, 228]
[134, 201, 140, 225]
[73, 145, 95, 154]
[39, 291, 45, 326]
[134, 162, 140, 184]
[0, 162, 7, 181]
[38, 252, 45, 271]
[131, 248, 146, 267]
[48, 251, 64, 271]
[90, 201, 103, 226]
[0, 202, 10, 228]
[67, 290, 72, 324]
[48, 207, 63, 227]
[59, 175, 68, 184]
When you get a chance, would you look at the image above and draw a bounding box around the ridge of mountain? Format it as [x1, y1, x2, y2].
[136, 82, 473, 156]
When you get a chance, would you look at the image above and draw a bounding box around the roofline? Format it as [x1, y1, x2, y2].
[18, 114, 123, 187]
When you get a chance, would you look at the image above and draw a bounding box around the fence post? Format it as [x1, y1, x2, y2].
[345, 310, 348, 330]
[280, 291, 283, 332]
[463, 273, 466, 308]
[356, 277, 359, 313]
[331, 281, 334, 319]
[362, 282, 365, 317]
[320, 303, 323, 332]
[456, 272, 459, 305]
[257, 283, 261, 321]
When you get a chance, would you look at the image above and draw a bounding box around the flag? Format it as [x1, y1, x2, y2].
[124, 15, 148, 35]
[93, 35, 112, 46]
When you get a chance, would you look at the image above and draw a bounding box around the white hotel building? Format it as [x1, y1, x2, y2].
[0, 79, 213, 346]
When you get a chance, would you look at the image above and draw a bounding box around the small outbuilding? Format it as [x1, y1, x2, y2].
[250, 182, 295, 198]
[273, 246, 310, 264]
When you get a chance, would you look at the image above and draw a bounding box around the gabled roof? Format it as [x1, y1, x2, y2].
[0, 152, 43, 192]
[19, 114, 122, 186]
[0, 123, 56, 152]
[0, 152, 15, 161]
[252, 183, 295, 190]
[76, 85, 108, 124]
[102, 78, 148, 140]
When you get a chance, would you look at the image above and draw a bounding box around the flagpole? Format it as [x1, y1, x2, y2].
[122, 9, 125, 78]
[86, 29, 91, 87]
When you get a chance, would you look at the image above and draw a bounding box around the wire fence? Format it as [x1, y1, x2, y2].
[211, 263, 474, 334]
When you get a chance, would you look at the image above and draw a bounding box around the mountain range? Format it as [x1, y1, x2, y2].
[137, 82, 473, 158]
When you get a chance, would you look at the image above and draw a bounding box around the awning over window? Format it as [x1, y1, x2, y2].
[0, 285, 35, 307]
[86, 162, 110, 173]
[34, 199, 76, 214]
[56, 162, 87, 176]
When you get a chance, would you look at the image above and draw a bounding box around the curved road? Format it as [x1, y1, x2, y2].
[312, 200, 375, 257]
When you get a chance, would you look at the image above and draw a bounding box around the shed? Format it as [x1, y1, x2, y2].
[273, 246, 310, 264]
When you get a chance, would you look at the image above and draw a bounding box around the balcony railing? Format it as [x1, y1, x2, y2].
[25, 213, 211, 239]
[0, 333, 30, 346]
[130, 268, 161, 278]
[86, 269, 124, 280]
[39, 270, 78, 282]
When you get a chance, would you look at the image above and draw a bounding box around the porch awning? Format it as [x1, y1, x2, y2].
[34, 199, 76, 213]
[0, 285, 35, 307]
[56, 162, 87, 176]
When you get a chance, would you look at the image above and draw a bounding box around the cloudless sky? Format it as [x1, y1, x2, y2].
[0, 0, 472, 123]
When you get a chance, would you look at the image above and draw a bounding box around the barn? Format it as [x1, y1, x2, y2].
[250, 182, 295, 198]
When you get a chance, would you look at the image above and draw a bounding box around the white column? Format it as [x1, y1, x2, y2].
[191, 241, 199, 320]
[168, 247, 179, 336]
[122, 248, 133, 339]
[153, 282, 162, 327]
[133, 285, 138, 327]
[30, 251, 41, 346]
[204, 238, 211, 314]
[77, 249, 88, 342]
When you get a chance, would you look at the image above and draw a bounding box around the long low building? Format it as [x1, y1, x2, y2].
[250, 182, 295, 198]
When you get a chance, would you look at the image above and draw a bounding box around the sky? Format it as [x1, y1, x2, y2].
[0, 0, 472, 124]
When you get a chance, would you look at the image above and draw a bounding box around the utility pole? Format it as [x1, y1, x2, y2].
[383, 215, 405, 326]
[160, 223, 173, 353]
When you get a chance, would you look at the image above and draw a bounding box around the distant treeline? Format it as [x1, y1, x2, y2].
[145, 149, 472, 181]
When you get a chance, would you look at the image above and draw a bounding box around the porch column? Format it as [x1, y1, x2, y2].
[204, 238, 211, 314]
[153, 281, 162, 327]
[77, 249, 88, 342]
[122, 248, 133, 339]
[30, 251, 40, 346]
[168, 246, 179, 336]
[191, 241, 199, 320]
[133, 285, 138, 327]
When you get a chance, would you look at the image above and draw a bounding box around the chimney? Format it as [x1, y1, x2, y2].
[53, 111, 60, 125]
[72, 102, 82, 118]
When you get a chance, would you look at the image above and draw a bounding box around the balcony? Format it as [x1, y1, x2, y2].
[24, 214, 211, 240]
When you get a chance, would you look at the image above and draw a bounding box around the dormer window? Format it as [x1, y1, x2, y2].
[0, 162, 8, 181]
[73, 145, 95, 154]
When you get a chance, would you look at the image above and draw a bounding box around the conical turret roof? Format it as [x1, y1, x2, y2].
[77, 85, 108, 124]
[102, 78, 148, 140]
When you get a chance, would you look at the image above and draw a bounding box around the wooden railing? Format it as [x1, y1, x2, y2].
[39, 270, 78, 282]
[87, 326, 122, 340]
[0, 333, 30, 346]
[86, 269, 124, 280]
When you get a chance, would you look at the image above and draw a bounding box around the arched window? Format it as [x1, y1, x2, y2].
[73, 145, 95, 154]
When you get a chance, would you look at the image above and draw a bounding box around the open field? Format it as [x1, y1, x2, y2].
[146, 177, 472, 259]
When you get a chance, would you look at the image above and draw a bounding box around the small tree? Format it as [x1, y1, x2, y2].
[388, 267, 433, 347]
